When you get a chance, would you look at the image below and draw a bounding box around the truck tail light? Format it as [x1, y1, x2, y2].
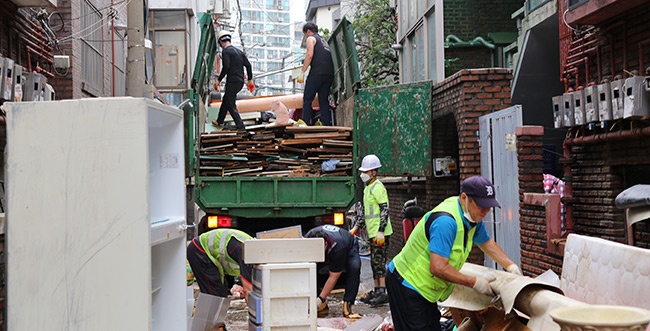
[334, 212, 345, 225]
[207, 215, 232, 229]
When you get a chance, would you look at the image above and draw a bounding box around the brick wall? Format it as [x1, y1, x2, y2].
[443, 0, 521, 76]
[517, 126, 650, 277]
[516, 126, 564, 276]
[49, 0, 73, 100]
[567, 134, 650, 248]
[384, 69, 513, 263]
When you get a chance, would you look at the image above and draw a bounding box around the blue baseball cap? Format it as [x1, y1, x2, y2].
[461, 176, 500, 208]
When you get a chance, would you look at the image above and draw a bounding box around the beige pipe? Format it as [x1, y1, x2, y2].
[209, 94, 319, 114]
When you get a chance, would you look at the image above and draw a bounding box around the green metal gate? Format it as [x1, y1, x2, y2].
[356, 82, 433, 177]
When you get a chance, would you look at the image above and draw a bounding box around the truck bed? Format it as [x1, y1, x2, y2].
[194, 175, 355, 218]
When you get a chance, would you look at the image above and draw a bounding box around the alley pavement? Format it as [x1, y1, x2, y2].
[222, 256, 392, 330]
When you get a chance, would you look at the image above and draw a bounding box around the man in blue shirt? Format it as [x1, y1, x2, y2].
[386, 176, 522, 331]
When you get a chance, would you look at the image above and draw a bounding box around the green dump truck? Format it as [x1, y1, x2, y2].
[185, 15, 433, 236]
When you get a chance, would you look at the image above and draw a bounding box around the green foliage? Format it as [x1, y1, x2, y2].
[319, 28, 331, 41]
[352, 0, 399, 88]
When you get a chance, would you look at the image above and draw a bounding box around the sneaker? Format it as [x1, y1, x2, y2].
[368, 292, 388, 306]
[359, 290, 376, 304]
[211, 120, 224, 131]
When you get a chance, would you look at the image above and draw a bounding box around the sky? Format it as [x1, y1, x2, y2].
[291, 1, 306, 24]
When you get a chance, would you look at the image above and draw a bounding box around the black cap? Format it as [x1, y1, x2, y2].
[461, 176, 500, 208]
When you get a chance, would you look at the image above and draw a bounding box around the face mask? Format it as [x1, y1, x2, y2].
[360, 172, 371, 183]
[463, 198, 476, 224]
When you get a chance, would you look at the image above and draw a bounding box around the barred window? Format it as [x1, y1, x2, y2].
[80, 0, 104, 95]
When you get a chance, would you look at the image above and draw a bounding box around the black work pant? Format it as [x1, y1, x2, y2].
[316, 241, 361, 303]
[216, 80, 245, 129]
[302, 74, 333, 125]
[187, 237, 231, 297]
[386, 267, 441, 331]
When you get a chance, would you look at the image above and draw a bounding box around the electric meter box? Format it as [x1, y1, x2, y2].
[552, 95, 564, 128]
[597, 81, 613, 121]
[562, 92, 575, 127]
[611, 79, 625, 119]
[623, 76, 650, 118]
[12, 64, 23, 102]
[433, 157, 457, 177]
[583, 85, 599, 123]
[2, 57, 14, 100]
[572, 89, 586, 126]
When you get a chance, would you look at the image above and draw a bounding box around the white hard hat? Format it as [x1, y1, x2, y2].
[358, 154, 381, 172]
[218, 30, 232, 42]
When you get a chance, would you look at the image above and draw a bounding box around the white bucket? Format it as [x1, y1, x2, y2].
[550, 305, 650, 331]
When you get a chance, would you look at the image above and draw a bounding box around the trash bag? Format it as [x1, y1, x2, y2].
[321, 159, 340, 172]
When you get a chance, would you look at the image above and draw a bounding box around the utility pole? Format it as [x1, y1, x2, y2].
[126, 0, 146, 97]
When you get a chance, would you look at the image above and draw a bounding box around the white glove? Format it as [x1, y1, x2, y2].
[506, 264, 522, 276]
[297, 71, 305, 83]
[472, 275, 496, 296]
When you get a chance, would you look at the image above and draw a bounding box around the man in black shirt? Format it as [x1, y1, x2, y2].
[300, 23, 335, 126]
[305, 224, 362, 319]
[212, 31, 253, 130]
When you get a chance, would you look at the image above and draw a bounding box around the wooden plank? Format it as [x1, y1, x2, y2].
[285, 126, 352, 133]
[279, 138, 324, 146]
[243, 238, 325, 264]
[293, 131, 350, 139]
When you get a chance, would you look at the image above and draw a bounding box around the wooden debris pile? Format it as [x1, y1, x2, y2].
[199, 125, 353, 177]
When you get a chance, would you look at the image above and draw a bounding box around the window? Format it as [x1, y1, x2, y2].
[80, 0, 103, 95]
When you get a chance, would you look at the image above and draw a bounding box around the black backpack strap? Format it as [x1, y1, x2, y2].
[424, 211, 467, 247]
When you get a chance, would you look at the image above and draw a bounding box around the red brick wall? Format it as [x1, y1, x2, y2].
[566, 135, 650, 248]
[517, 127, 650, 277]
[384, 69, 513, 262]
[516, 126, 565, 276]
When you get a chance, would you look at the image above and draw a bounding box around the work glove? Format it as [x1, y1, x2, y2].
[472, 275, 496, 296]
[246, 80, 255, 93]
[506, 264, 522, 276]
[374, 232, 385, 248]
[296, 71, 305, 83]
[349, 226, 358, 236]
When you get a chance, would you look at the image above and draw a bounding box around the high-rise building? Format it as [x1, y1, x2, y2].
[231, 0, 293, 96]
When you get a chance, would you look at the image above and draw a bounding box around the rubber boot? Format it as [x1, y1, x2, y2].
[369, 288, 389, 306]
[360, 289, 376, 303]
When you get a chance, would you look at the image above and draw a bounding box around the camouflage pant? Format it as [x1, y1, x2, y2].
[369, 235, 390, 279]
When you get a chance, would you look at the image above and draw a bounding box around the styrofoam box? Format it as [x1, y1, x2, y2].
[252, 263, 317, 296]
[248, 291, 311, 325]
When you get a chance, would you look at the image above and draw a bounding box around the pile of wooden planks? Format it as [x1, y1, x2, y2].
[199, 125, 353, 177]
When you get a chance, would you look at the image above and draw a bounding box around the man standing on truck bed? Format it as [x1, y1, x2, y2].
[305, 224, 363, 319]
[187, 228, 254, 303]
[385, 176, 522, 331]
[212, 30, 254, 131]
[351, 154, 392, 306]
[299, 22, 334, 126]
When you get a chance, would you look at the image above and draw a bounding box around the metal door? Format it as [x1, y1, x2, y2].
[479, 105, 522, 269]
